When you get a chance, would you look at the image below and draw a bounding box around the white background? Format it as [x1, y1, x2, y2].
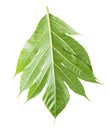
[0, 0, 109, 129]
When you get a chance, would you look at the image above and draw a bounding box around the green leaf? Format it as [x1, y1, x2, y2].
[16, 7, 98, 118]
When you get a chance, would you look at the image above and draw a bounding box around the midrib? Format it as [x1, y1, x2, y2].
[46, 7, 57, 117]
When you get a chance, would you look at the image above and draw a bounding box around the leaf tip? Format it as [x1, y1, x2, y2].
[95, 78, 103, 85]
[53, 118, 56, 125]
[17, 92, 22, 99]
[85, 95, 91, 102]
[24, 99, 29, 104]
[13, 72, 17, 79]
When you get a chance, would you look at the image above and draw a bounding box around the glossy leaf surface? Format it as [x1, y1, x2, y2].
[16, 7, 97, 118]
